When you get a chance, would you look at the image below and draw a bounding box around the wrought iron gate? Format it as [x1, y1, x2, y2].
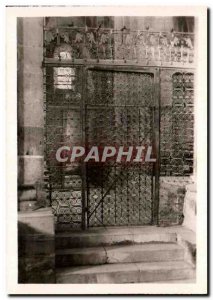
[85, 68, 158, 227]
[44, 65, 159, 229]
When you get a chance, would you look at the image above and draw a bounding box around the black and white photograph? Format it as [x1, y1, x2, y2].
[5, 5, 207, 295]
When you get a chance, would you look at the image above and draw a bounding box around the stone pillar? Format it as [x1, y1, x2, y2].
[17, 18, 55, 283]
[183, 183, 196, 232]
[17, 17, 45, 210]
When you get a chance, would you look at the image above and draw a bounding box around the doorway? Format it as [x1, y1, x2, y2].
[45, 65, 160, 229]
[85, 67, 159, 227]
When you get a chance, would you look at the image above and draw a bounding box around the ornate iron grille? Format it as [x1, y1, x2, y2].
[44, 66, 84, 228]
[86, 70, 155, 227]
[160, 71, 194, 176]
[44, 26, 195, 67]
[159, 71, 194, 226]
[44, 65, 194, 229]
[43, 20, 195, 229]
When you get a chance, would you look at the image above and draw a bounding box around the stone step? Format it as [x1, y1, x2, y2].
[56, 226, 178, 249]
[56, 260, 195, 283]
[153, 278, 196, 283]
[56, 243, 184, 267]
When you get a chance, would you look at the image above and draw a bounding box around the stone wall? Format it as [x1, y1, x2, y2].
[17, 17, 46, 210]
[17, 17, 55, 283]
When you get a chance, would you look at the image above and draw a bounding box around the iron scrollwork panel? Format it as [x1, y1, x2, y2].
[44, 23, 195, 67]
[86, 70, 155, 227]
[44, 66, 84, 228]
[159, 70, 194, 226]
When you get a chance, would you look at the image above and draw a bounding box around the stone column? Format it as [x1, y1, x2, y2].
[17, 17, 45, 211]
[17, 18, 55, 283]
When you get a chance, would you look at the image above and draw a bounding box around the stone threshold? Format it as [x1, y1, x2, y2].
[57, 225, 195, 242]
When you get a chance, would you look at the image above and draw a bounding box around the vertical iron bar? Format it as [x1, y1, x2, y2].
[126, 106, 129, 224]
[153, 68, 160, 225]
[151, 106, 155, 224]
[138, 107, 141, 222]
[114, 165, 117, 225]
[101, 165, 104, 225]
[81, 66, 87, 230]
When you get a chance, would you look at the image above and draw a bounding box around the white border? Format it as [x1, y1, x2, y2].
[6, 5, 207, 295]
